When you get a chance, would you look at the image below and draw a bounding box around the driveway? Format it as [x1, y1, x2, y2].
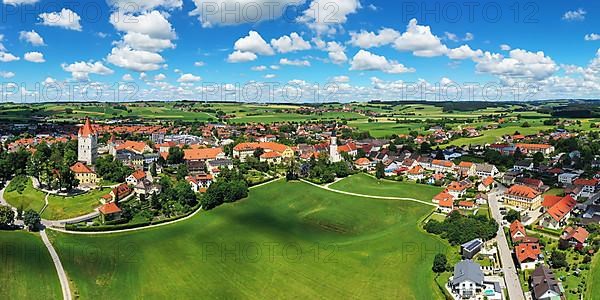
[488, 189, 525, 300]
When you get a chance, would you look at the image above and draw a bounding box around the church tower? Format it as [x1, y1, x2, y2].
[78, 117, 98, 165]
[329, 128, 342, 163]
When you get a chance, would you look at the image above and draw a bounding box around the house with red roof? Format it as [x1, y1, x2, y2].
[98, 202, 122, 223]
[510, 220, 527, 242]
[126, 170, 147, 186]
[539, 195, 577, 229]
[514, 242, 542, 269]
[337, 142, 358, 157]
[560, 226, 589, 250]
[429, 159, 455, 174]
[186, 173, 214, 193]
[503, 184, 542, 210]
[354, 157, 371, 170]
[233, 142, 294, 162]
[101, 183, 132, 204]
[446, 181, 471, 198]
[573, 178, 599, 197]
[260, 151, 283, 164]
[438, 196, 455, 214]
[457, 161, 476, 177]
[70, 162, 100, 186]
[407, 165, 425, 181]
[478, 176, 495, 192]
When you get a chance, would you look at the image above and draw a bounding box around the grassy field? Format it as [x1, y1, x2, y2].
[588, 254, 600, 300]
[329, 173, 443, 202]
[42, 188, 109, 220]
[49, 180, 454, 299]
[4, 178, 47, 213]
[446, 124, 553, 146]
[0, 231, 62, 299]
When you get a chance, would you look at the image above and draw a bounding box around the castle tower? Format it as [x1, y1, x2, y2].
[78, 117, 98, 165]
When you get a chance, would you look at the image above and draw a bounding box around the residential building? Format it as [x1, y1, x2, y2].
[134, 179, 161, 196]
[354, 157, 371, 170]
[478, 176, 495, 192]
[509, 220, 528, 243]
[407, 165, 425, 181]
[515, 242, 541, 269]
[573, 178, 599, 197]
[126, 170, 147, 186]
[558, 173, 579, 186]
[70, 162, 100, 186]
[503, 185, 542, 210]
[475, 163, 499, 178]
[449, 260, 485, 299]
[559, 226, 589, 250]
[98, 202, 122, 224]
[430, 159, 455, 173]
[77, 118, 98, 165]
[457, 161, 476, 177]
[187, 173, 214, 193]
[101, 183, 132, 203]
[233, 142, 294, 162]
[184, 147, 225, 172]
[539, 195, 577, 230]
[260, 151, 283, 164]
[447, 181, 471, 198]
[515, 143, 555, 155]
[530, 265, 564, 300]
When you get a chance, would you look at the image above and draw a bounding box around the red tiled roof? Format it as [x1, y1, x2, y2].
[515, 242, 541, 263]
[545, 195, 576, 222]
[510, 220, 526, 238]
[184, 147, 223, 161]
[573, 178, 599, 187]
[447, 181, 469, 192]
[515, 143, 552, 150]
[438, 197, 454, 208]
[458, 161, 474, 168]
[407, 165, 424, 175]
[338, 142, 358, 153]
[506, 185, 540, 199]
[482, 176, 494, 186]
[70, 162, 94, 174]
[234, 142, 290, 153]
[130, 170, 146, 181]
[260, 151, 281, 159]
[434, 192, 454, 203]
[99, 202, 121, 215]
[432, 159, 454, 167]
[355, 157, 370, 165]
[116, 141, 149, 154]
[78, 117, 96, 137]
[562, 226, 589, 244]
[458, 201, 475, 207]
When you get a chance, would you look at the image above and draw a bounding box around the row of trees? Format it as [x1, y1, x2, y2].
[95, 155, 133, 183]
[0, 206, 41, 231]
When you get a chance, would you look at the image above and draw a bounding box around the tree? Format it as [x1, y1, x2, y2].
[150, 163, 157, 177]
[504, 209, 521, 223]
[375, 162, 385, 179]
[0, 206, 15, 228]
[432, 253, 447, 273]
[550, 250, 568, 268]
[176, 164, 189, 181]
[253, 148, 265, 158]
[533, 152, 544, 165]
[167, 147, 184, 165]
[23, 210, 41, 231]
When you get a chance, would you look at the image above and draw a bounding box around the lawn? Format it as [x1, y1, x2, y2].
[446, 124, 553, 147]
[3, 177, 47, 213]
[0, 231, 62, 299]
[329, 173, 443, 202]
[49, 180, 454, 299]
[588, 254, 600, 300]
[42, 188, 110, 220]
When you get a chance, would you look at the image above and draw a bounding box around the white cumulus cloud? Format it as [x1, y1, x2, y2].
[39, 8, 82, 31]
[271, 32, 311, 53]
[62, 61, 113, 80]
[350, 50, 414, 74]
[107, 46, 165, 72]
[349, 28, 400, 48]
[19, 30, 45, 46]
[24, 51, 45, 63]
[393, 18, 448, 57]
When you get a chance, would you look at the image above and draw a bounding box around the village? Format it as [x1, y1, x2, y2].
[0, 113, 599, 300]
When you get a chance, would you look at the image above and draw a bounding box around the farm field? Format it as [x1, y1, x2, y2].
[329, 173, 443, 202]
[49, 180, 453, 299]
[446, 125, 554, 147]
[42, 188, 110, 220]
[0, 232, 62, 299]
[3, 177, 47, 213]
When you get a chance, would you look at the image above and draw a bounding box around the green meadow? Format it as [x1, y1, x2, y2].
[329, 173, 443, 202]
[0, 232, 62, 299]
[49, 180, 454, 299]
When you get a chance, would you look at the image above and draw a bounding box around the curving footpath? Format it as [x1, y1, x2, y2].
[300, 179, 437, 207]
[40, 229, 72, 300]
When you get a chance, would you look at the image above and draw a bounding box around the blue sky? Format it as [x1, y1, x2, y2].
[1, 0, 600, 102]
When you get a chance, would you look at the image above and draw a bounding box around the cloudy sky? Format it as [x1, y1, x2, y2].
[1, 0, 600, 102]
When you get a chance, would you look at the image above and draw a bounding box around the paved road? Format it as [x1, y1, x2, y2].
[301, 179, 437, 207]
[40, 229, 72, 300]
[488, 189, 525, 300]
